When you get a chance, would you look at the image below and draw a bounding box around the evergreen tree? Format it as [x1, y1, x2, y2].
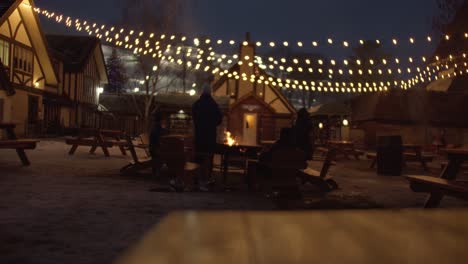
[106, 48, 127, 93]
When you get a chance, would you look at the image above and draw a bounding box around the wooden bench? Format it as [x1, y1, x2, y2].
[66, 128, 128, 157]
[328, 140, 360, 160]
[120, 134, 152, 175]
[135, 133, 151, 157]
[440, 161, 468, 173]
[406, 148, 468, 208]
[300, 147, 338, 191]
[367, 151, 434, 170]
[0, 140, 38, 150]
[0, 123, 38, 166]
[406, 175, 468, 201]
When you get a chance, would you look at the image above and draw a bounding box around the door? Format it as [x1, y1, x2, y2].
[242, 113, 257, 146]
[0, 98, 4, 122]
[28, 95, 39, 124]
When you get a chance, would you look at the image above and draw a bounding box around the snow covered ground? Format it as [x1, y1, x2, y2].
[1, 139, 467, 264]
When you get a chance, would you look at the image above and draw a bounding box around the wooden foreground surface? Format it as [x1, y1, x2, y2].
[116, 210, 468, 264]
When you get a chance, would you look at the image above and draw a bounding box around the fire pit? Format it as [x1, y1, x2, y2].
[215, 131, 264, 188]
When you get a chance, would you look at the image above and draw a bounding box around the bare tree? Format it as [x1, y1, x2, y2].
[432, 0, 466, 34]
[120, 0, 189, 127]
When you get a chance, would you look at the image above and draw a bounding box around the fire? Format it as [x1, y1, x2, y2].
[224, 131, 238, 147]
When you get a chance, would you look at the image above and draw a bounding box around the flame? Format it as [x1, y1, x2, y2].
[224, 131, 238, 147]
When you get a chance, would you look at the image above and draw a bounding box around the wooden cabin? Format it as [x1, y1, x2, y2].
[309, 101, 351, 143]
[45, 35, 108, 132]
[351, 3, 468, 148]
[99, 93, 230, 137]
[212, 36, 296, 145]
[0, 0, 59, 136]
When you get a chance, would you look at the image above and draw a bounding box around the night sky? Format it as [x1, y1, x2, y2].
[36, 0, 440, 58]
[36, 0, 438, 39]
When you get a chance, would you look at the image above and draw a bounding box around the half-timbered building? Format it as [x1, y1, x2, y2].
[0, 0, 59, 136]
[45, 35, 108, 131]
[212, 35, 296, 145]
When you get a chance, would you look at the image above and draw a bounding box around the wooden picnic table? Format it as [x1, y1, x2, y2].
[368, 144, 434, 170]
[0, 122, 38, 166]
[327, 140, 361, 160]
[66, 128, 128, 157]
[407, 148, 468, 208]
[402, 144, 433, 170]
[116, 210, 468, 264]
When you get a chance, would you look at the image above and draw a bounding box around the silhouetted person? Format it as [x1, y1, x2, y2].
[293, 108, 313, 160]
[192, 76, 223, 190]
[259, 127, 295, 163]
[248, 127, 305, 190]
[149, 111, 168, 177]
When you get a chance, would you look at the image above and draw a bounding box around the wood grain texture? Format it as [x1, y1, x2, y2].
[116, 210, 468, 264]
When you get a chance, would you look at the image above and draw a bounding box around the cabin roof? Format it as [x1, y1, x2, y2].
[46, 35, 100, 71]
[0, 0, 17, 22]
[352, 89, 468, 128]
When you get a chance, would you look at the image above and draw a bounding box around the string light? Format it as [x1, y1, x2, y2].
[33, 5, 468, 95]
[38, 5, 450, 51]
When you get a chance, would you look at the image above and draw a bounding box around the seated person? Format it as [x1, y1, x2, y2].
[259, 127, 295, 164]
[248, 128, 305, 190]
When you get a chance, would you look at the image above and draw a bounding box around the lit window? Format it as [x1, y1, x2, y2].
[0, 39, 10, 67]
[13, 45, 33, 74]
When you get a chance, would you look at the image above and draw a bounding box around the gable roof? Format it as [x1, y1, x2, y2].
[46, 34, 109, 83]
[0, 0, 59, 86]
[46, 35, 98, 69]
[352, 89, 468, 128]
[213, 59, 296, 114]
[0, 0, 17, 25]
[434, 1, 468, 59]
[310, 101, 350, 117]
[428, 2, 468, 93]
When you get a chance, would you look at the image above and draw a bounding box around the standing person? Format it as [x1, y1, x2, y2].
[192, 75, 223, 191]
[149, 111, 168, 178]
[293, 108, 314, 160]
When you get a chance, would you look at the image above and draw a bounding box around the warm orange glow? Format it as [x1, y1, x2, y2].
[224, 131, 238, 147]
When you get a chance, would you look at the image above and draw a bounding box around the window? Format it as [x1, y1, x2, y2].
[13, 45, 33, 74]
[0, 39, 10, 67]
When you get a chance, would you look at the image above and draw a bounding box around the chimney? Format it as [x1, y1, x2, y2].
[245, 32, 251, 43]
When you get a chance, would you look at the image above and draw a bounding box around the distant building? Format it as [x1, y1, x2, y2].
[212, 35, 296, 145]
[351, 2, 468, 148]
[46, 35, 108, 131]
[0, 0, 59, 136]
[309, 101, 351, 143]
[352, 89, 468, 147]
[0, 0, 108, 137]
[99, 93, 230, 137]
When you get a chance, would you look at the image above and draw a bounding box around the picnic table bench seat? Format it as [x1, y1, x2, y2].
[66, 129, 129, 156]
[0, 140, 38, 149]
[367, 152, 434, 161]
[65, 137, 113, 147]
[406, 148, 468, 208]
[440, 160, 468, 170]
[0, 123, 38, 166]
[406, 175, 468, 200]
[404, 152, 435, 162]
